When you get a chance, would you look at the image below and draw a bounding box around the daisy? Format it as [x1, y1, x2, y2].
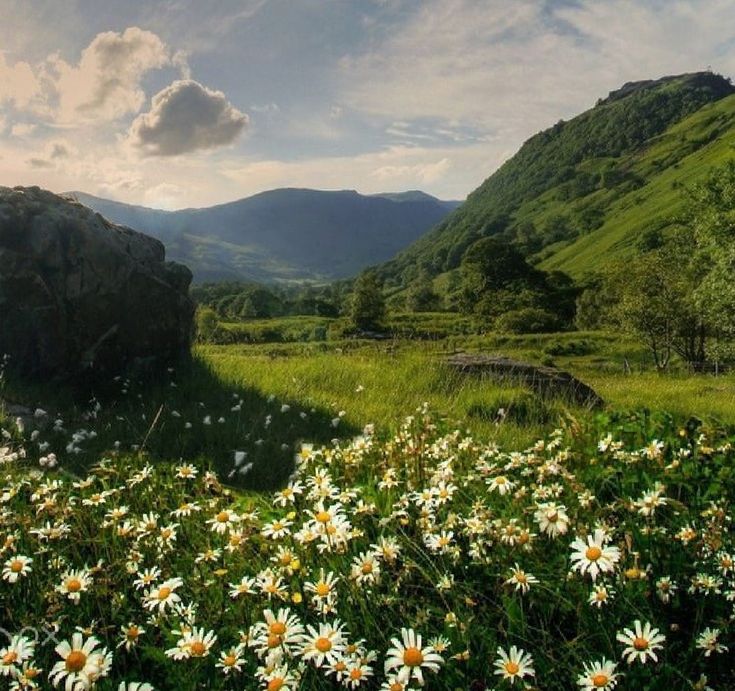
[488, 474, 515, 495]
[384, 628, 444, 686]
[2, 554, 32, 583]
[534, 502, 569, 538]
[256, 664, 300, 690]
[304, 569, 339, 610]
[301, 620, 347, 668]
[144, 577, 184, 612]
[165, 627, 217, 660]
[350, 552, 381, 586]
[118, 623, 145, 651]
[569, 529, 621, 581]
[696, 628, 728, 656]
[229, 575, 257, 599]
[588, 584, 614, 608]
[616, 620, 665, 664]
[493, 646, 535, 686]
[207, 509, 240, 534]
[215, 645, 246, 675]
[505, 564, 539, 594]
[56, 568, 92, 603]
[343, 659, 374, 688]
[49, 633, 112, 690]
[0, 635, 35, 677]
[175, 464, 198, 480]
[117, 684, 155, 691]
[261, 518, 293, 540]
[249, 608, 306, 658]
[576, 658, 620, 690]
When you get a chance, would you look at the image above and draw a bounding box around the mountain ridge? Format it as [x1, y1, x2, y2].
[68, 188, 460, 283]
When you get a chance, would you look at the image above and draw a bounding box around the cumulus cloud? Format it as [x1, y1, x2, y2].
[51, 27, 171, 122]
[129, 80, 249, 156]
[0, 53, 42, 109]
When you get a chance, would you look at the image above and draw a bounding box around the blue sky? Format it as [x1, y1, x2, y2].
[0, 0, 734, 208]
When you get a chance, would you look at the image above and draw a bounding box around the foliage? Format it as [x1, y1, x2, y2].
[494, 307, 562, 334]
[349, 270, 386, 330]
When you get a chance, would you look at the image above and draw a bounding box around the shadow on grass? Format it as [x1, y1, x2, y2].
[2, 354, 359, 491]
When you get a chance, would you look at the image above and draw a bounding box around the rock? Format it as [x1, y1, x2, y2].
[0, 186, 194, 377]
[446, 353, 604, 409]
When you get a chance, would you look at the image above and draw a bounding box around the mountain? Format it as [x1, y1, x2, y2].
[376, 72, 735, 290]
[68, 188, 459, 283]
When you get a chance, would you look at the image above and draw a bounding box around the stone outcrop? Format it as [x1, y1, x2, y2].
[0, 186, 194, 377]
[446, 353, 604, 409]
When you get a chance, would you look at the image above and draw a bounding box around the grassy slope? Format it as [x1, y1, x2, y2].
[377, 73, 735, 290]
[540, 94, 735, 277]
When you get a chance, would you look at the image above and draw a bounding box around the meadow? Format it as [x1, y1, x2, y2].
[1, 328, 734, 690]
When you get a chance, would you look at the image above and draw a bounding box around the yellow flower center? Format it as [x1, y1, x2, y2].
[2, 651, 18, 664]
[495, 476, 507, 485]
[585, 546, 602, 561]
[65, 650, 87, 673]
[269, 621, 287, 636]
[216, 511, 230, 523]
[633, 637, 649, 651]
[189, 641, 206, 657]
[592, 673, 609, 687]
[157, 586, 172, 600]
[504, 661, 520, 675]
[315, 637, 332, 653]
[518, 532, 530, 544]
[315, 511, 331, 523]
[66, 578, 82, 593]
[403, 646, 424, 666]
[267, 634, 282, 648]
[223, 654, 237, 667]
[126, 626, 139, 640]
[350, 669, 363, 680]
[279, 553, 292, 566]
[267, 679, 284, 691]
[390, 684, 404, 691]
[361, 562, 373, 575]
[9, 560, 23, 573]
[161, 529, 172, 539]
[515, 572, 527, 584]
[334, 660, 347, 671]
[316, 582, 330, 596]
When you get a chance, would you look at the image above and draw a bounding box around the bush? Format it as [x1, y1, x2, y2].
[495, 308, 561, 334]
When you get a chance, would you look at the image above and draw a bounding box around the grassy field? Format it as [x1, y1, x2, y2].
[3, 328, 735, 689]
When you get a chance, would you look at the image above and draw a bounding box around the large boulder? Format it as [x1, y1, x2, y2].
[0, 186, 194, 377]
[446, 353, 604, 409]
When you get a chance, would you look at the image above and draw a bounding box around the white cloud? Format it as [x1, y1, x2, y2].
[0, 53, 42, 109]
[51, 27, 171, 122]
[340, 0, 735, 150]
[10, 123, 37, 137]
[222, 144, 489, 199]
[129, 80, 249, 156]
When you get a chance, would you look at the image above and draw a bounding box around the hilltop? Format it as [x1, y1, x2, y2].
[376, 72, 735, 290]
[70, 188, 460, 284]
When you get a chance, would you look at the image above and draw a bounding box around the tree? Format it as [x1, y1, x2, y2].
[195, 307, 219, 342]
[350, 270, 386, 330]
[406, 270, 441, 312]
[608, 246, 707, 370]
[687, 161, 735, 352]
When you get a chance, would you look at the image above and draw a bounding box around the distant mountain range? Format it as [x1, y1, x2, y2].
[375, 71, 735, 294]
[68, 188, 461, 283]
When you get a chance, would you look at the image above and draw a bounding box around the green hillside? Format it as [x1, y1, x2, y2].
[377, 72, 735, 287]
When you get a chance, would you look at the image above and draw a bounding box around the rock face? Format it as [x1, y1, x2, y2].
[0, 186, 194, 377]
[446, 354, 604, 409]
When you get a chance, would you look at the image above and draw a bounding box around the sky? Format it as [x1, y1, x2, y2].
[0, 0, 734, 209]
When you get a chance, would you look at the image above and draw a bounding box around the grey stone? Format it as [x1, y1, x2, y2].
[446, 353, 604, 409]
[0, 186, 194, 377]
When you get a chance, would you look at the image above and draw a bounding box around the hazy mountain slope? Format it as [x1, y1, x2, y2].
[376, 72, 735, 287]
[70, 188, 457, 283]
